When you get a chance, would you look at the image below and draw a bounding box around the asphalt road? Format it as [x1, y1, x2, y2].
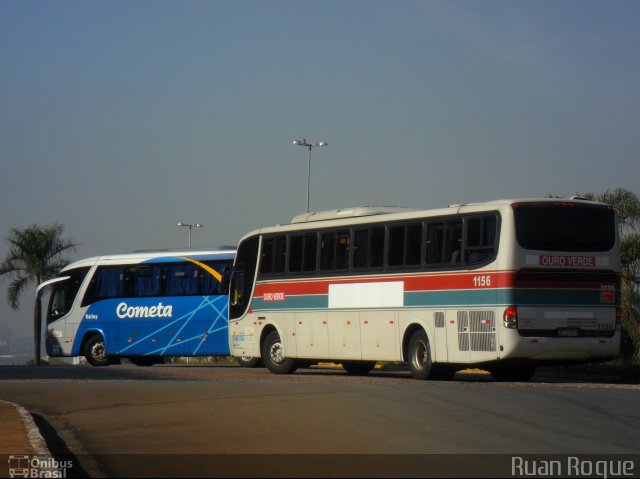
[1, 365, 639, 477]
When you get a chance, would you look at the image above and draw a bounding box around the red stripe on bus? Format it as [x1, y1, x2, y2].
[253, 271, 517, 297]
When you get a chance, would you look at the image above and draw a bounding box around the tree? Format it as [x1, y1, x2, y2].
[581, 188, 640, 363]
[0, 223, 78, 365]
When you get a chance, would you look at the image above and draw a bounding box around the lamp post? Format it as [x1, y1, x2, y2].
[292, 138, 328, 213]
[177, 222, 202, 248]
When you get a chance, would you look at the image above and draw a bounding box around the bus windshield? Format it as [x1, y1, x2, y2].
[47, 267, 91, 324]
[513, 202, 615, 252]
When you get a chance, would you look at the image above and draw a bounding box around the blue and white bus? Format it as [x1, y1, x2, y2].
[38, 248, 255, 366]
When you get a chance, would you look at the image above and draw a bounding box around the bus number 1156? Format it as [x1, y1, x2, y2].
[473, 275, 492, 287]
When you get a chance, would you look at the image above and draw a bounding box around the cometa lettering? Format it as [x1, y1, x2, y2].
[116, 302, 173, 319]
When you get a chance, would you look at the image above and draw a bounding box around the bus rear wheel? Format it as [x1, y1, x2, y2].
[261, 330, 297, 375]
[342, 361, 376, 376]
[84, 334, 109, 367]
[408, 330, 433, 380]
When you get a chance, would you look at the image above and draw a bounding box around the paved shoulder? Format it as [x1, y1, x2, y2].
[0, 400, 34, 456]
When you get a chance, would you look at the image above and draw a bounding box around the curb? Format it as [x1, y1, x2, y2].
[3, 401, 57, 474]
[10, 402, 52, 458]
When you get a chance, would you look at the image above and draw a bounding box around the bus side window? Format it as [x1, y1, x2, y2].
[260, 238, 275, 276]
[273, 236, 287, 275]
[445, 221, 462, 265]
[425, 222, 444, 265]
[352, 229, 370, 270]
[320, 233, 336, 271]
[465, 215, 497, 265]
[302, 233, 318, 273]
[260, 236, 286, 276]
[201, 260, 232, 295]
[335, 230, 350, 271]
[405, 223, 422, 267]
[388, 225, 405, 268]
[289, 235, 304, 273]
[369, 226, 385, 268]
[165, 264, 198, 295]
[96, 267, 125, 298]
[122, 267, 136, 297]
[136, 266, 161, 297]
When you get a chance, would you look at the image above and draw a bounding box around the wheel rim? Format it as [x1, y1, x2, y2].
[91, 341, 106, 362]
[268, 340, 286, 365]
[412, 339, 428, 371]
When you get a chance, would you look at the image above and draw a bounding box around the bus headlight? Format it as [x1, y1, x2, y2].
[503, 306, 518, 329]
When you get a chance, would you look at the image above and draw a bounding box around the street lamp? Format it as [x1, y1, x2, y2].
[177, 222, 203, 248]
[292, 138, 328, 213]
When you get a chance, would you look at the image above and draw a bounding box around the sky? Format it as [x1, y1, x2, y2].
[1, 0, 640, 341]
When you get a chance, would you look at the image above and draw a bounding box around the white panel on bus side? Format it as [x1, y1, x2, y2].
[328, 282, 404, 309]
[285, 313, 297, 358]
[360, 311, 398, 362]
[328, 311, 361, 360]
[294, 311, 329, 359]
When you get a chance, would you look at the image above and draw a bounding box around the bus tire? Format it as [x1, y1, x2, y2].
[129, 356, 162, 367]
[490, 364, 537, 382]
[235, 357, 263, 368]
[408, 329, 433, 380]
[342, 361, 376, 376]
[261, 330, 297, 375]
[84, 334, 109, 367]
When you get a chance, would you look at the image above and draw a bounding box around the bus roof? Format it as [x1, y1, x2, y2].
[240, 197, 611, 240]
[59, 247, 236, 272]
[290, 206, 420, 224]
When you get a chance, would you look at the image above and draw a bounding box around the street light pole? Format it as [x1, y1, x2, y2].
[177, 222, 203, 248]
[292, 138, 328, 213]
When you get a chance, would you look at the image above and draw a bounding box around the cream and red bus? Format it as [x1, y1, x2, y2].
[228, 198, 620, 380]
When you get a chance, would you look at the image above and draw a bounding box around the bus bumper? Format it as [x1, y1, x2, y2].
[45, 331, 74, 357]
[500, 332, 621, 362]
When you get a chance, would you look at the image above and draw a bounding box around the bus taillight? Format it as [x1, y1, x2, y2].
[616, 308, 622, 331]
[503, 306, 518, 329]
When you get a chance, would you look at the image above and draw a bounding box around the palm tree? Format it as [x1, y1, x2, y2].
[582, 188, 640, 362]
[0, 223, 78, 365]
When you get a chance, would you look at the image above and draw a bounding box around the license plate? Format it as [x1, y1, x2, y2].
[557, 328, 580, 337]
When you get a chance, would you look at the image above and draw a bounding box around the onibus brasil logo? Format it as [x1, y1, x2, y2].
[7, 455, 73, 478]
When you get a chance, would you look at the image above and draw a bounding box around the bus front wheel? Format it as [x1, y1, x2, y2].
[84, 334, 109, 367]
[408, 330, 433, 380]
[261, 331, 297, 375]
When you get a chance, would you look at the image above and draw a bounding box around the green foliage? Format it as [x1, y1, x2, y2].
[583, 188, 640, 363]
[0, 223, 78, 309]
[597, 188, 640, 230]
